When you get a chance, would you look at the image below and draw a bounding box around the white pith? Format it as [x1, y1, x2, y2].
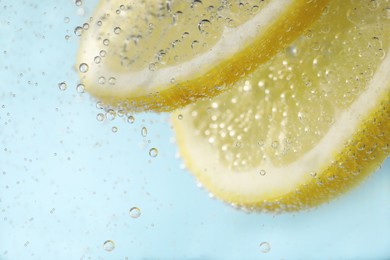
[78, 0, 294, 96]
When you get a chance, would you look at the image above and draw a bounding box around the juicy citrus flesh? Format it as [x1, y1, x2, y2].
[77, 0, 329, 112]
[172, 0, 390, 212]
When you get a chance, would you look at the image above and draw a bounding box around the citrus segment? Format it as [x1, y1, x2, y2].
[172, 0, 390, 212]
[77, 0, 329, 112]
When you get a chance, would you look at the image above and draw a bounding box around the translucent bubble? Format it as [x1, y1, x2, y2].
[63, 17, 70, 23]
[96, 113, 105, 121]
[82, 23, 89, 30]
[99, 50, 106, 57]
[98, 77, 106, 84]
[103, 240, 115, 252]
[75, 0, 82, 7]
[177, 114, 183, 120]
[64, 35, 70, 40]
[76, 83, 85, 93]
[108, 77, 116, 85]
[127, 116, 135, 124]
[149, 148, 158, 158]
[79, 63, 89, 73]
[103, 39, 110, 46]
[106, 109, 116, 120]
[94, 56, 101, 64]
[114, 27, 121, 34]
[129, 207, 141, 218]
[259, 169, 266, 176]
[141, 127, 148, 137]
[58, 82, 67, 91]
[74, 26, 83, 36]
[112, 126, 118, 133]
[198, 19, 212, 33]
[259, 242, 271, 253]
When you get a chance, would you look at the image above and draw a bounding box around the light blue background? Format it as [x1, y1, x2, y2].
[0, 1, 389, 259]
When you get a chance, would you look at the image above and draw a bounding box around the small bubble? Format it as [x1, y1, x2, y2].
[65, 35, 70, 40]
[103, 39, 110, 46]
[76, 83, 85, 93]
[127, 116, 135, 124]
[129, 207, 141, 218]
[198, 19, 212, 33]
[58, 82, 67, 91]
[103, 240, 115, 252]
[96, 113, 105, 121]
[114, 27, 121, 34]
[141, 127, 148, 137]
[149, 63, 156, 71]
[259, 169, 266, 176]
[177, 114, 183, 120]
[99, 50, 106, 57]
[108, 77, 116, 85]
[74, 26, 83, 36]
[112, 126, 118, 133]
[63, 17, 70, 23]
[75, 0, 82, 6]
[259, 242, 270, 253]
[191, 40, 199, 49]
[98, 77, 106, 84]
[149, 148, 158, 158]
[106, 109, 116, 120]
[82, 23, 89, 30]
[79, 63, 89, 73]
[94, 56, 101, 64]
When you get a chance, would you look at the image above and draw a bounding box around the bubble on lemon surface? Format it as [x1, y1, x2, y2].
[74, 26, 83, 36]
[129, 207, 141, 218]
[79, 63, 89, 73]
[58, 82, 67, 91]
[259, 242, 271, 253]
[103, 240, 115, 252]
[149, 148, 158, 158]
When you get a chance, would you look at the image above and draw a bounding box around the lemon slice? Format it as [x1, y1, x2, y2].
[77, 0, 329, 112]
[172, 0, 390, 212]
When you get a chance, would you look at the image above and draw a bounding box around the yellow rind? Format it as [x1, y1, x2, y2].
[80, 0, 330, 112]
[173, 91, 390, 212]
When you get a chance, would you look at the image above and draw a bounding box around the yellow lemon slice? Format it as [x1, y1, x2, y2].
[77, 0, 329, 112]
[172, 0, 390, 212]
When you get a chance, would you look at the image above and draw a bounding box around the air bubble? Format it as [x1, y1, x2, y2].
[103, 240, 115, 252]
[114, 27, 121, 34]
[94, 56, 101, 64]
[141, 127, 148, 137]
[103, 39, 110, 46]
[198, 19, 212, 33]
[82, 23, 89, 30]
[76, 83, 85, 93]
[177, 114, 183, 120]
[58, 82, 67, 91]
[79, 63, 89, 73]
[259, 169, 266, 176]
[96, 113, 105, 121]
[127, 116, 135, 124]
[129, 207, 141, 218]
[149, 148, 158, 158]
[74, 26, 83, 36]
[112, 126, 118, 133]
[259, 242, 271, 253]
[75, 0, 82, 7]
